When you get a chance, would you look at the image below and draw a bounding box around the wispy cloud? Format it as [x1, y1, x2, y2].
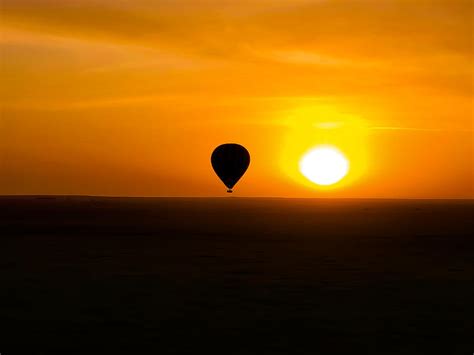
[369, 126, 473, 132]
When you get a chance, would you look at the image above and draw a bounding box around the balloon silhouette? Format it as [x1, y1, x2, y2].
[211, 143, 250, 193]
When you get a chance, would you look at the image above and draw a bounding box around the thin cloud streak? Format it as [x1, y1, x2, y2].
[369, 126, 473, 133]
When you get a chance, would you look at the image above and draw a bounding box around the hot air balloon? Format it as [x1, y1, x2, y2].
[211, 143, 250, 193]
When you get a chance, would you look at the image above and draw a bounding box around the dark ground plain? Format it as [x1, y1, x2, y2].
[0, 196, 473, 355]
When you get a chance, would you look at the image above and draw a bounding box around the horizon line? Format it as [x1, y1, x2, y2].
[1, 194, 473, 201]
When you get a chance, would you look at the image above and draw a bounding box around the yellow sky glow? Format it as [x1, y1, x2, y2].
[1, 0, 472, 197]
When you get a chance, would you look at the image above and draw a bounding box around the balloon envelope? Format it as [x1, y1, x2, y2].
[211, 144, 250, 192]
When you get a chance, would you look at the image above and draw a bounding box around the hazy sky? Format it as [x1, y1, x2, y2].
[1, 0, 472, 197]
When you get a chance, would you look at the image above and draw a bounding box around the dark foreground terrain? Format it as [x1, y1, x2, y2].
[1, 197, 473, 354]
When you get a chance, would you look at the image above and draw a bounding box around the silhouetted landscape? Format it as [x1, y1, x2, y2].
[1, 196, 473, 354]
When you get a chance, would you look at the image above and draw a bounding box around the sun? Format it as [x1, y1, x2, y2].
[299, 145, 349, 186]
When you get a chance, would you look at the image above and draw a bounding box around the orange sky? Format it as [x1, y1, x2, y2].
[1, 0, 472, 198]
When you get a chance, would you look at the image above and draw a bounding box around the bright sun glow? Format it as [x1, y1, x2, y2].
[299, 146, 349, 186]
